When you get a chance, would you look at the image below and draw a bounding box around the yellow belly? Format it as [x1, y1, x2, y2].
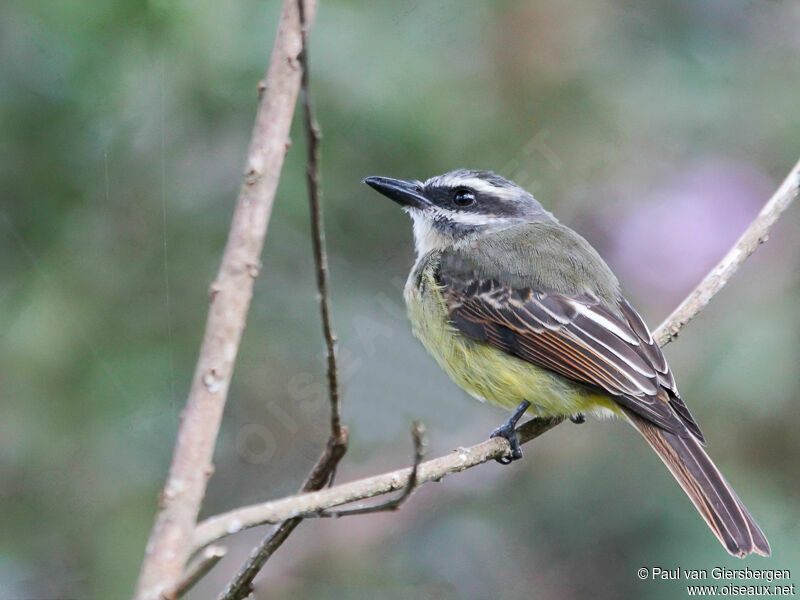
[404, 266, 620, 420]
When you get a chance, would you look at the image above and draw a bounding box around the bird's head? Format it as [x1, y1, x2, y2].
[363, 169, 554, 255]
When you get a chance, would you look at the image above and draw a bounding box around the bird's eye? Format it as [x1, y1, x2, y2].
[453, 188, 475, 207]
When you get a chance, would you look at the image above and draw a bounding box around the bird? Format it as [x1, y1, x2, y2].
[363, 168, 770, 558]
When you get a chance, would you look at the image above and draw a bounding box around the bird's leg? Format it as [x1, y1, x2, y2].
[570, 413, 586, 424]
[490, 400, 531, 464]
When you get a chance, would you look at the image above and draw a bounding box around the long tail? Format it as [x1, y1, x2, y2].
[624, 410, 770, 558]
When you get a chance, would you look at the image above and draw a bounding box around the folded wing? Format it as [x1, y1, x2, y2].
[438, 271, 704, 442]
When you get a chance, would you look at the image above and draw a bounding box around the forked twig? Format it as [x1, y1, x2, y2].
[318, 421, 427, 518]
[191, 417, 563, 555]
[165, 546, 227, 600]
[215, 1, 347, 597]
[217, 431, 347, 600]
[132, 1, 319, 598]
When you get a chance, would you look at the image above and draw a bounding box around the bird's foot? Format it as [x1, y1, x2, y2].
[570, 413, 586, 424]
[490, 400, 531, 465]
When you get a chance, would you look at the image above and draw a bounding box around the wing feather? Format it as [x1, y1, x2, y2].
[439, 271, 705, 441]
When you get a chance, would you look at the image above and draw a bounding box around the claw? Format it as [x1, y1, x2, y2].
[489, 400, 531, 464]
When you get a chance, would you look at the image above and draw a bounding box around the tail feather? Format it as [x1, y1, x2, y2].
[625, 410, 770, 558]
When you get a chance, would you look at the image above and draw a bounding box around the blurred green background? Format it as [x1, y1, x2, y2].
[2, 0, 798, 598]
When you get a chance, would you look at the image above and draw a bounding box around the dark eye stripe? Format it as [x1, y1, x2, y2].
[422, 185, 528, 217]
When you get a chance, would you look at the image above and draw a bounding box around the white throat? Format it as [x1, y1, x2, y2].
[407, 207, 516, 257]
[410, 210, 450, 256]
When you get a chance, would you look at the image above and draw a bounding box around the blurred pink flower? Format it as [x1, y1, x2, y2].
[606, 160, 773, 306]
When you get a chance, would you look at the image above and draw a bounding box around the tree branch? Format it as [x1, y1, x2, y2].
[298, 0, 342, 442]
[164, 546, 226, 600]
[215, 2, 345, 596]
[189, 156, 798, 556]
[216, 430, 347, 600]
[131, 1, 317, 598]
[319, 421, 426, 518]
[191, 416, 561, 555]
[656, 158, 800, 346]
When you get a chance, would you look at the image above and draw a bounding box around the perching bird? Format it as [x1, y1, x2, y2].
[363, 169, 769, 558]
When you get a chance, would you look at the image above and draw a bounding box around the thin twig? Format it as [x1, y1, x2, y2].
[191, 417, 561, 555]
[189, 156, 798, 554]
[165, 546, 227, 600]
[131, 1, 318, 599]
[299, 0, 342, 441]
[220, 521, 302, 600]
[217, 430, 347, 600]
[215, 2, 346, 597]
[319, 421, 426, 518]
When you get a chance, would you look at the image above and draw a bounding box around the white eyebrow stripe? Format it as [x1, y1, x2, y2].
[568, 301, 640, 345]
[426, 175, 521, 200]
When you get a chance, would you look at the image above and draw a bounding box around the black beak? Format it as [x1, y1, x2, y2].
[363, 176, 431, 210]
